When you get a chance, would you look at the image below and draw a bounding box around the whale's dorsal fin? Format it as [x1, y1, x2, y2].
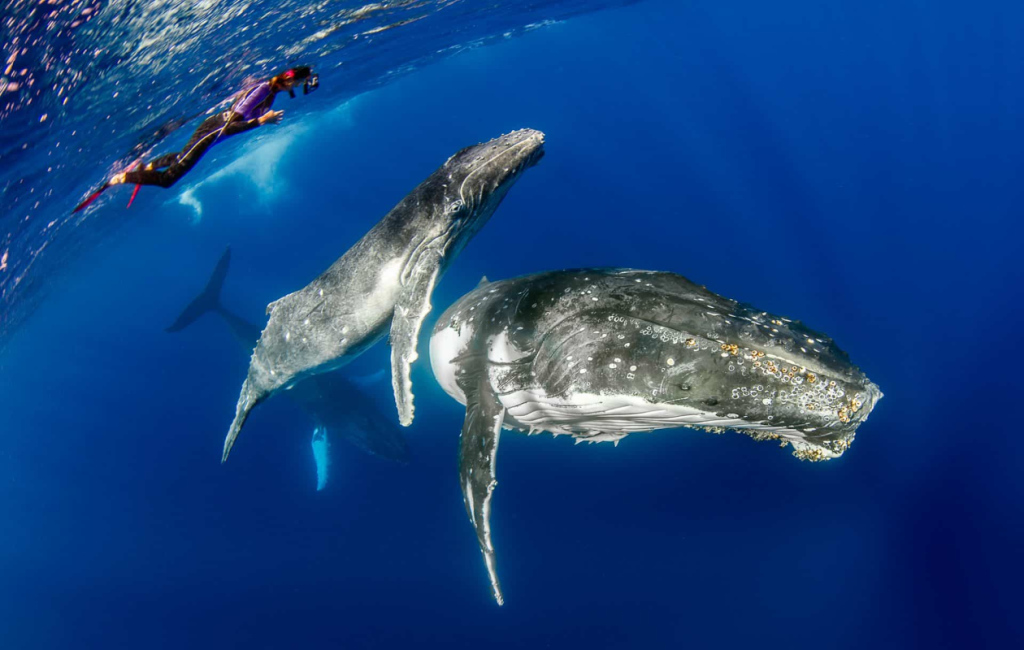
[476, 275, 490, 288]
[266, 289, 300, 316]
[390, 254, 442, 426]
[457, 365, 506, 606]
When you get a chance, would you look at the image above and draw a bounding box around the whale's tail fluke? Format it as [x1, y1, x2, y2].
[167, 247, 231, 333]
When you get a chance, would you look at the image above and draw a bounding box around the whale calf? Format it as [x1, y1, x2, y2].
[169, 247, 411, 469]
[429, 269, 883, 604]
[223, 129, 545, 461]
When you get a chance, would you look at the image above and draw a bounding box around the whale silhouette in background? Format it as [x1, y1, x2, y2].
[168, 247, 411, 479]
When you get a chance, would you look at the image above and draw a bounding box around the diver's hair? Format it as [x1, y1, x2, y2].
[288, 65, 312, 80]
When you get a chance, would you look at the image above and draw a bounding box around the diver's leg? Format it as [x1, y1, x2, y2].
[122, 116, 225, 188]
[145, 153, 180, 170]
[76, 116, 228, 209]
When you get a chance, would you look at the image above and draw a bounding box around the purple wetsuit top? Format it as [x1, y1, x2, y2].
[232, 82, 273, 121]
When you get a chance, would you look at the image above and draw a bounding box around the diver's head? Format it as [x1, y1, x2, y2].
[271, 66, 319, 98]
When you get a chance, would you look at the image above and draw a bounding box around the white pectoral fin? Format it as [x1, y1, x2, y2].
[310, 426, 331, 491]
[390, 259, 441, 426]
[458, 373, 506, 606]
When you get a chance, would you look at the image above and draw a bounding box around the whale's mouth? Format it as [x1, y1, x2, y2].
[490, 130, 545, 189]
[509, 129, 546, 172]
[524, 142, 545, 168]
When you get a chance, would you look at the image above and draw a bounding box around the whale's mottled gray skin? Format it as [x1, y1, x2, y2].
[429, 269, 882, 604]
[223, 129, 545, 461]
[166, 247, 411, 466]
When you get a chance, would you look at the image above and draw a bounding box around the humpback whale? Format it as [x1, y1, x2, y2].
[429, 269, 883, 604]
[168, 247, 411, 469]
[222, 129, 545, 461]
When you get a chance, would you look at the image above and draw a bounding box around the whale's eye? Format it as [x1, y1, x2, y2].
[445, 199, 466, 217]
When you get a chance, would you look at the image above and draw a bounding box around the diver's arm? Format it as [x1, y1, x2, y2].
[218, 109, 281, 138]
[257, 110, 283, 125]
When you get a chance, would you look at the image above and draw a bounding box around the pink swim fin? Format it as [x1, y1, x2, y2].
[72, 186, 108, 214]
[127, 183, 141, 208]
[126, 159, 143, 208]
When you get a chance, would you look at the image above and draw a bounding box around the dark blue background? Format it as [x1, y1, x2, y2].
[1, 1, 1021, 647]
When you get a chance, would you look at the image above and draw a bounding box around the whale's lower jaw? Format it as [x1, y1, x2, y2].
[496, 388, 847, 460]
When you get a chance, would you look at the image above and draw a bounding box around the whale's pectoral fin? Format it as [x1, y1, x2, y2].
[458, 375, 506, 606]
[390, 260, 441, 426]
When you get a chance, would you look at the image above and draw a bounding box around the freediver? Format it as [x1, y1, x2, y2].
[72, 66, 319, 212]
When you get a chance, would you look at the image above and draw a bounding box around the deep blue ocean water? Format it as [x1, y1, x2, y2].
[2, 1, 1022, 648]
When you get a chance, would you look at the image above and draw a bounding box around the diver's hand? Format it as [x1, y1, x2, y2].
[259, 110, 284, 126]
